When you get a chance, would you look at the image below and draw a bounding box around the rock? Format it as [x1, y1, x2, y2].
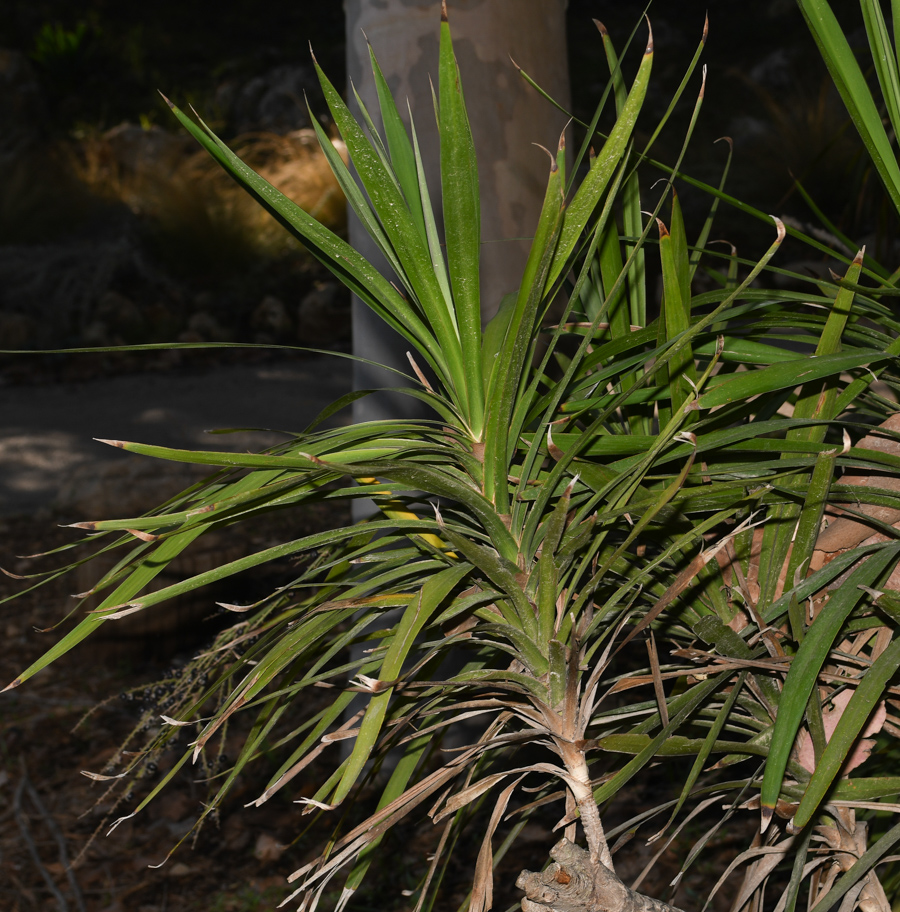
[297, 282, 350, 346]
[102, 123, 192, 179]
[186, 311, 233, 343]
[216, 64, 320, 135]
[253, 833, 286, 863]
[0, 237, 178, 348]
[251, 295, 293, 341]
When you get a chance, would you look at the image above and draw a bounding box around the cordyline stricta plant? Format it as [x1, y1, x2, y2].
[7, 3, 900, 911]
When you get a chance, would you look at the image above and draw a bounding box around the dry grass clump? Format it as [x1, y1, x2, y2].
[68, 125, 348, 273]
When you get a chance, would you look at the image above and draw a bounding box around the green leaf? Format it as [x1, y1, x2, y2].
[483, 150, 564, 509]
[367, 40, 427, 241]
[439, 8, 484, 435]
[792, 636, 900, 829]
[798, 0, 900, 218]
[313, 56, 469, 409]
[809, 818, 900, 912]
[4, 526, 205, 690]
[332, 563, 471, 805]
[759, 544, 900, 821]
[548, 26, 653, 287]
[699, 351, 894, 410]
[164, 100, 441, 369]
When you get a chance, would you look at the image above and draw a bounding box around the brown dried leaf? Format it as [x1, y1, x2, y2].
[796, 690, 887, 773]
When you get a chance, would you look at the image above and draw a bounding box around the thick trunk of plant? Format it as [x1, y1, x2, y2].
[518, 838, 686, 912]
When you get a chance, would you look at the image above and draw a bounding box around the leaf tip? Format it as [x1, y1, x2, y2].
[593, 19, 608, 37]
[441, 0, 448, 23]
[158, 90, 174, 109]
[2, 678, 22, 693]
[532, 143, 557, 172]
[656, 218, 669, 239]
[94, 438, 126, 449]
[644, 17, 654, 55]
[760, 805, 774, 833]
[702, 13, 709, 44]
[854, 246, 865, 264]
[770, 216, 786, 243]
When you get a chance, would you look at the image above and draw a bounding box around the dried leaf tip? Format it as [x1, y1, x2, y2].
[592, 19, 608, 36]
[760, 804, 774, 833]
[532, 143, 558, 171]
[699, 64, 707, 98]
[854, 246, 866, 264]
[441, 0, 448, 23]
[656, 218, 670, 239]
[2, 678, 21, 693]
[771, 216, 786, 243]
[702, 13, 709, 44]
[94, 437, 126, 448]
[158, 90, 174, 109]
[645, 18, 654, 55]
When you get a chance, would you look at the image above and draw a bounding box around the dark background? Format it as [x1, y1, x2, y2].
[0, 0, 872, 228]
[0, 0, 884, 365]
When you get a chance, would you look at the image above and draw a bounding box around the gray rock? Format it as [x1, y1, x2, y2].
[297, 282, 350, 346]
[216, 64, 318, 135]
[252, 294, 293, 341]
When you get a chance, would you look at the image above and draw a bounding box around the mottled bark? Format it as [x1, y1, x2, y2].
[517, 838, 686, 912]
